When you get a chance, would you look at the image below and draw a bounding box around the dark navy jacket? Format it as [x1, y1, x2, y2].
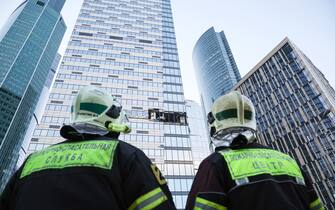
[0, 136, 176, 210]
[186, 140, 322, 210]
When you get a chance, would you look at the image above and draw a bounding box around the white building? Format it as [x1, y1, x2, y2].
[29, 0, 193, 209]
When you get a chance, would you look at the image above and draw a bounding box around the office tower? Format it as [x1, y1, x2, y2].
[17, 53, 61, 169]
[0, 0, 66, 191]
[185, 100, 210, 172]
[29, 0, 193, 208]
[193, 27, 241, 115]
[233, 37, 335, 209]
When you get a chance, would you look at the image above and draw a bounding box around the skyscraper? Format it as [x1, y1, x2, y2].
[29, 0, 193, 208]
[0, 0, 66, 191]
[233, 37, 335, 209]
[193, 27, 241, 115]
[17, 53, 61, 169]
[185, 100, 210, 172]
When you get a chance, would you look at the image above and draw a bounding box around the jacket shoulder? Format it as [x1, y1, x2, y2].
[198, 152, 223, 169]
[118, 140, 144, 154]
[116, 140, 151, 164]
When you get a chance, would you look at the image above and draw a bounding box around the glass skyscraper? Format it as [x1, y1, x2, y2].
[29, 0, 193, 209]
[185, 100, 210, 172]
[0, 0, 66, 191]
[193, 27, 241, 115]
[16, 53, 61, 169]
[233, 37, 335, 209]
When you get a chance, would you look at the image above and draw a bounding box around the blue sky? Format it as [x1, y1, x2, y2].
[1, 0, 334, 103]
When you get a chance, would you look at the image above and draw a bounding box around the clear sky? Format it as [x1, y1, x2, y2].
[1, 0, 334, 103]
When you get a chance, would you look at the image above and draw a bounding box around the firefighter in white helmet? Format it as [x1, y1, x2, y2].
[208, 90, 257, 148]
[1, 86, 176, 210]
[186, 91, 323, 210]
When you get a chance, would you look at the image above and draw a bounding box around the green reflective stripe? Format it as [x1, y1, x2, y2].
[194, 203, 217, 210]
[80, 102, 107, 114]
[310, 198, 324, 210]
[195, 197, 227, 210]
[21, 140, 118, 178]
[128, 187, 167, 210]
[215, 109, 252, 121]
[219, 149, 303, 180]
[140, 192, 167, 210]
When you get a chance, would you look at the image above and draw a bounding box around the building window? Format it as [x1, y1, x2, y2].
[109, 36, 123, 40]
[139, 39, 152, 44]
[79, 32, 93, 37]
[36, 1, 45, 7]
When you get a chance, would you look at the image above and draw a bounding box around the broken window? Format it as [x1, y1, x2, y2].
[148, 109, 187, 125]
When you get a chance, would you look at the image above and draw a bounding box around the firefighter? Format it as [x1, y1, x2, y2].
[186, 91, 324, 210]
[0, 86, 176, 210]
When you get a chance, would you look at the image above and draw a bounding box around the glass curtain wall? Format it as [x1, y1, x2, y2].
[29, 0, 193, 209]
[0, 0, 66, 191]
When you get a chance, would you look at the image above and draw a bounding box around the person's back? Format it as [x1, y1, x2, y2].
[186, 91, 324, 210]
[1, 136, 174, 210]
[0, 86, 176, 210]
[186, 139, 320, 210]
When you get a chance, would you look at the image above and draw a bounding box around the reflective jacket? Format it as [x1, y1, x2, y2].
[0, 136, 176, 210]
[185, 141, 324, 210]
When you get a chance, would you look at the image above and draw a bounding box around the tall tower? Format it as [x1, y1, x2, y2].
[29, 0, 193, 208]
[193, 27, 241, 115]
[0, 0, 66, 191]
[233, 37, 335, 209]
[17, 53, 62, 169]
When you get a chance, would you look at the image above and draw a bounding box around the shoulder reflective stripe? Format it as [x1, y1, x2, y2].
[21, 140, 118, 178]
[195, 197, 227, 210]
[310, 198, 324, 210]
[235, 177, 249, 186]
[128, 187, 167, 210]
[219, 149, 303, 180]
[194, 204, 217, 210]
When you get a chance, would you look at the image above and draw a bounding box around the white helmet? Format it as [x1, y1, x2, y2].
[207, 91, 256, 147]
[61, 86, 131, 138]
